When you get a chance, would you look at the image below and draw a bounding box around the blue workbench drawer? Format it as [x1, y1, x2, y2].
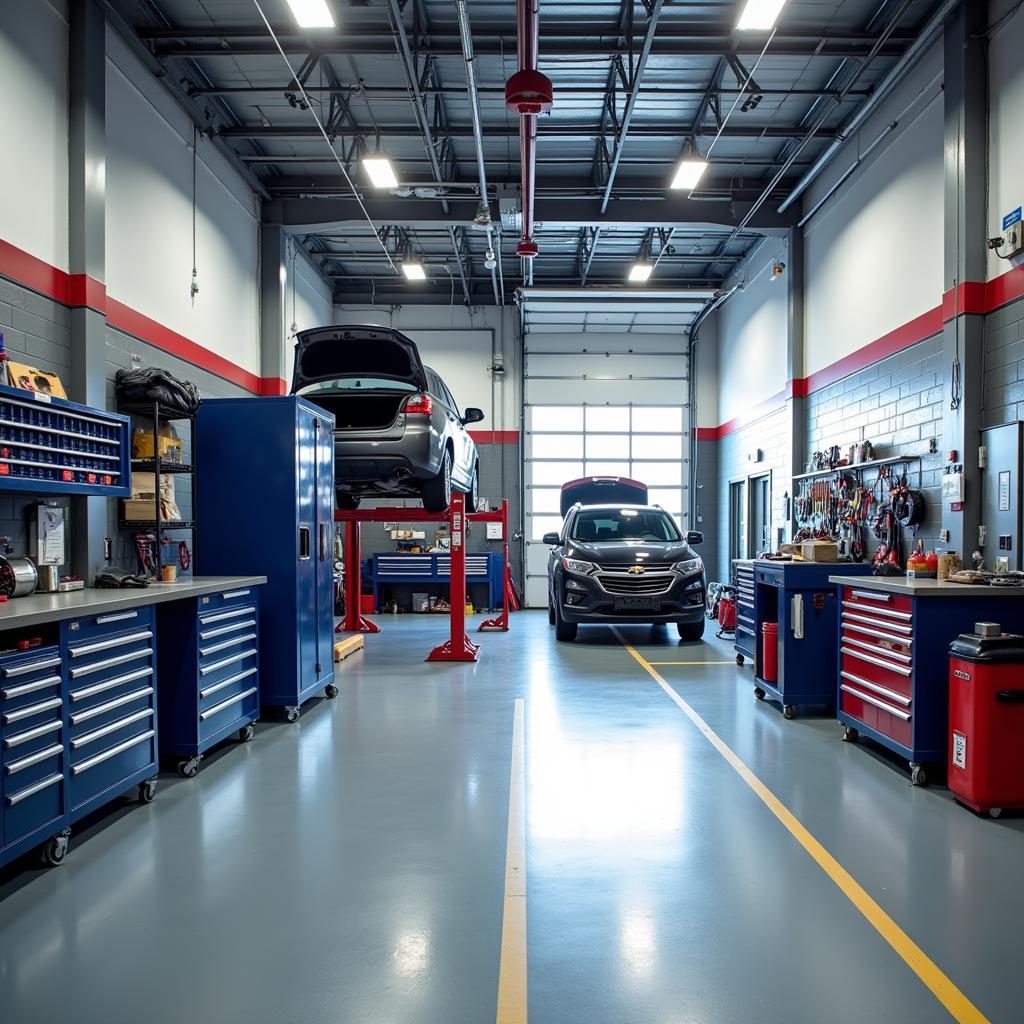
[68, 726, 156, 811]
[64, 606, 153, 644]
[199, 681, 259, 743]
[4, 757, 64, 848]
[197, 585, 260, 616]
[0, 647, 63, 712]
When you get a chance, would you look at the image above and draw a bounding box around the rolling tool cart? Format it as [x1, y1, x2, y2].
[733, 559, 755, 665]
[195, 398, 336, 721]
[830, 576, 1024, 785]
[752, 560, 873, 718]
[156, 585, 261, 777]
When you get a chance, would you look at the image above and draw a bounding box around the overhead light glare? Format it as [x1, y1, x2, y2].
[628, 262, 654, 283]
[736, 0, 787, 31]
[670, 158, 708, 191]
[363, 157, 398, 189]
[285, 0, 335, 28]
[402, 262, 427, 281]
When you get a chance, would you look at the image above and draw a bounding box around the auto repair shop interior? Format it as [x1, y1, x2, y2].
[2, 0, 1024, 1021]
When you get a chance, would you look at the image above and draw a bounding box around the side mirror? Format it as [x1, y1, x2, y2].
[542, 532, 561, 545]
[462, 407, 485, 425]
[686, 531, 704, 546]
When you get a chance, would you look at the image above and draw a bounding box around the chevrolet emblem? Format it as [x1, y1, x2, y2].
[627, 565, 646, 574]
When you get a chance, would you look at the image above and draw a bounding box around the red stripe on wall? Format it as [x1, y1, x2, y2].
[986, 266, 1024, 312]
[0, 238, 71, 305]
[259, 377, 288, 396]
[469, 430, 519, 444]
[67, 274, 107, 313]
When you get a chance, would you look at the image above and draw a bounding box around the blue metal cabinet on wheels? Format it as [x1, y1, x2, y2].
[195, 398, 336, 720]
[732, 559, 755, 665]
[157, 585, 261, 776]
[751, 560, 873, 718]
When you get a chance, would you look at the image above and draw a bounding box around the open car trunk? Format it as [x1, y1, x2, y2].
[560, 476, 649, 516]
[303, 391, 408, 432]
[291, 325, 428, 392]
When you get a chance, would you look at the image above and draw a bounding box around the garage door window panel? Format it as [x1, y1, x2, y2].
[531, 407, 584, 432]
[632, 407, 683, 433]
[531, 461, 585, 486]
[631, 434, 682, 460]
[585, 406, 630, 432]
[532, 434, 584, 459]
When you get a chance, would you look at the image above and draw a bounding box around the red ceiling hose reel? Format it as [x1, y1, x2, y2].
[504, 68, 553, 116]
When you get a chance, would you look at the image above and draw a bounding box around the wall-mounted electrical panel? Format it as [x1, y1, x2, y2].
[1001, 207, 1024, 259]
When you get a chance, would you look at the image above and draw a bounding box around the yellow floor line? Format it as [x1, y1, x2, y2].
[645, 659, 737, 666]
[496, 697, 527, 1024]
[612, 628, 990, 1024]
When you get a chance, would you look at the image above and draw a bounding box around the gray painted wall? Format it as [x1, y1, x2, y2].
[983, 298, 1024, 425]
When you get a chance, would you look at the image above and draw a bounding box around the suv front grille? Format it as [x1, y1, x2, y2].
[597, 573, 674, 596]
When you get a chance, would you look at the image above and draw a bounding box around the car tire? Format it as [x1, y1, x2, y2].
[554, 593, 578, 642]
[421, 448, 453, 513]
[466, 462, 480, 512]
[548, 595, 556, 625]
[337, 493, 360, 511]
[677, 619, 705, 641]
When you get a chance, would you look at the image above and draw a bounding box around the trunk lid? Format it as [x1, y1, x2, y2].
[560, 476, 648, 517]
[291, 325, 428, 392]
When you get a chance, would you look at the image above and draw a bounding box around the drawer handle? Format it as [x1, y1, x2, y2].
[72, 730, 155, 775]
[96, 611, 139, 624]
[841, 611, 913, 635]
[3, 695, 63, 725]
[70, 685, 153, 726]
[736, 625, 755, 637]
[841, 646, 913, 677]
[220, 589, 251, 600]
[71, 708, 154, 750]
[199, 648, 258, 676]
[69, 666, 154, 703]
[200, 666, 258, 699]
[200, 686, 259, 722]
[6, 742, 63, 775]
[840, 670, 912, 707]
[4, 719, 62, 748]
[69, 647, 153, 680]
[842, 600, 912, 623]
[840, 683, 912, 721]
[69, 630, 154, 658]
[199, 618, 257, 641]
[7, 772, 63, 805]
[850, 590, 892, 602]
[2, 674, 62, 700]
[840, 635, 912, 664]
[199, 607, 253, 626]
[2, 655, 62, 678]
[841, 621, 912, 647]
[199, 633, 258, 658]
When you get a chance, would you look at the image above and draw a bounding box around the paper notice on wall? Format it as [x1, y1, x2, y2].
[38, 506, 65, 565]
[952, 731, 967, 771]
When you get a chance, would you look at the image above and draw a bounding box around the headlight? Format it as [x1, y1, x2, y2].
[562, 557, 597, 575]
[672, 557, 704, 576]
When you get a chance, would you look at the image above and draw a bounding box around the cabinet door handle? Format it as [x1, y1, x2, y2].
[299, 526, 311, 560]
[791, 594, 804, 639]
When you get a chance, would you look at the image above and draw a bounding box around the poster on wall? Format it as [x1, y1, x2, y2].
[6, 361, 67, 400]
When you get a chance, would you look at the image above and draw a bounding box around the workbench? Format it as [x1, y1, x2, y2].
[829, 575, 1024, 785]
[0, 575, 265, 869]
[369, 551, 505, 611]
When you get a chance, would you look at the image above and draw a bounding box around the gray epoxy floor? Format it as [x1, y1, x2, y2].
[1, 612, 1021, 1023]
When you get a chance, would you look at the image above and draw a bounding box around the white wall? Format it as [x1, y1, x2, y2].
[802, 41, 944, 376]
[988, 0, 1024, 282]
[105, 29, 261, 375]
[332, 304, 519, 432]
[0, 0, 68, 271]
[693, 311, 718, 430]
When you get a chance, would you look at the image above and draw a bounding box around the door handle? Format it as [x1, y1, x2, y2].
[299, 526, 311, 560]
[792, 594, 804, 639]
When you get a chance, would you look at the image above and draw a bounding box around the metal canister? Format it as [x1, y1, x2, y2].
[0, 556, 39, 597]
[35, 564, 60, 593]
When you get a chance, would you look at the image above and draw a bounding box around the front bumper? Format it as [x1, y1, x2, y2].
[559, 569, 706, 624]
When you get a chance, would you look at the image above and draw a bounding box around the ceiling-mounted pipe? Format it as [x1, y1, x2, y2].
[778, 0, 959, 213]
[506, 0, 552, 260]
[455, 0, 501, 305]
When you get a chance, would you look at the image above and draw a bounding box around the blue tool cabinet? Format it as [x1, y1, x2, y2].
[195, 397, 336, 721]
[732, 559, 755, 665]
[0, 384, 131, 497]
[750, 560, 873, 718]
[370, 551, 505, 610]
[157, 585, 261, 776]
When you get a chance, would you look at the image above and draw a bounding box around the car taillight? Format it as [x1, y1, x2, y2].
[404, 393, 433, 416]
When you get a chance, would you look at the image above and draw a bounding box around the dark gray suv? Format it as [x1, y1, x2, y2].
[292, 325, 482, 512]
[544, 484, 706, 642]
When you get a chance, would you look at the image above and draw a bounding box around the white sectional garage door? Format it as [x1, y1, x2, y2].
[523, 334, 691, 607]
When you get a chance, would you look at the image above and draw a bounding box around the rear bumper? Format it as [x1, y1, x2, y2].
[333, 426, 441, 491]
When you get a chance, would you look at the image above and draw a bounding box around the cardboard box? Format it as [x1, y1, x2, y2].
[800, 540, 839, 563]
[7, 361, 67, 400]
[125, 473, 180, 520]
[131, 427, 183, 462]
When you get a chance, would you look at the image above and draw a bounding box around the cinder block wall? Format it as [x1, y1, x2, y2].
[983, 298, 1024, 423]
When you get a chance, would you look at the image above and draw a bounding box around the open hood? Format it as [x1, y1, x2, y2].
[291, 325, 428, 392]
[560, 476, 648, 517]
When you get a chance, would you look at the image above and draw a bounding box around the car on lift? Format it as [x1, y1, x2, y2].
[543, 477, 706, 642]
[291, 325, 483, 512]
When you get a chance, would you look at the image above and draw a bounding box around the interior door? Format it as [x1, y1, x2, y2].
[750, 473, 771, 557]
[729, 480, 747, 562]
[295, 403, 319, 691]
[314, 414, 336, 678]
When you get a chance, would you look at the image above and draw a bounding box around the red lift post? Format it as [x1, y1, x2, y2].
[334, 497, 512, 662]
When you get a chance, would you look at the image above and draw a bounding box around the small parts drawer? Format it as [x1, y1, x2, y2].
[841, 587, 913, 619]
[64, 606, 152, 643]
[0, 648, 63, 714]
[840, 671, 912, 748]
[197, 587, 257, 615]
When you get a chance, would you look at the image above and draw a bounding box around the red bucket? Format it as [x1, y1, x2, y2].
[360, 594, 375, 615]
[761, 622, 779, 683]
[718, 597, 736, 630]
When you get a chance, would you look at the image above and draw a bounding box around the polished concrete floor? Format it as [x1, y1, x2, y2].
[1, 612, 1022, 1023]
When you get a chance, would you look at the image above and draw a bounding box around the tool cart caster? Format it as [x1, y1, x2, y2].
[736, 654, 745, 666]
[988, 807, 1003, 819]
[324, 684, 339, 699]
[783, 705, 796, 720]
[138, 778, 159, 803]
[177, 757, 202, 778]
[285, 706, 300, 723]
[910, 764, 928, 787]
[41, 829, 71, 867]
[753, 686, 766, 701]
[842, 725, 859, 743]
[238, 724, 256, 743]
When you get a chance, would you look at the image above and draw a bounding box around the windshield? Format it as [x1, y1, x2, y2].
[570, 508, 681, 543]
[296, 377, 418, 395]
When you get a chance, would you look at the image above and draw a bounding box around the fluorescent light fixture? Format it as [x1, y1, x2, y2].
[285, 0, 335, 28]
[363, 156, 398, 189]
[402, 262, 427, 281]
[670, 157, 709, 191]
[737, 0, 787, 31]
[628, 262, 654, 283]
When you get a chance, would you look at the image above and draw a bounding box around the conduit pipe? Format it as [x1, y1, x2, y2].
[506, 0, 552, 260]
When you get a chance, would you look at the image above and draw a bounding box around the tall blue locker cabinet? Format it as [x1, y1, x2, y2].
[195, 397, 336, 720]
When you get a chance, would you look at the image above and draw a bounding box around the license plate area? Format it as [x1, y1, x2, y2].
[614, 596, 658, 612]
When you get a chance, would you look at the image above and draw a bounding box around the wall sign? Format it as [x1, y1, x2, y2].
[999, 471, 1011, 512]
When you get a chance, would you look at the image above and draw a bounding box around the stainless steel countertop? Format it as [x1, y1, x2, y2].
[828, 575, 1024, 598]
[0, 576, 267, 629]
